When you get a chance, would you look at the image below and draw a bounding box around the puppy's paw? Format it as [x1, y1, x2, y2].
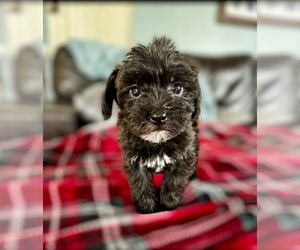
[134, 197, 158, 214]
[159, 192, 180, 211]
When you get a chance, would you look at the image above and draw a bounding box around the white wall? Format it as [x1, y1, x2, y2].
[257, 23, 300, 57]
[132, 2, 257, 57]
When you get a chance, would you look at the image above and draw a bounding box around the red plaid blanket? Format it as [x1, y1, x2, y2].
[257, 126, 300, 250]
[0, 135, 43, 250]
[4, 122, 299, 249]
[43, 122, 257, 250]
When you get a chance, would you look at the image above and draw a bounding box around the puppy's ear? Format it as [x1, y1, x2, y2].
[102, 67, 119, 120]
[192, 82, 201, 119]
[190, 57, 201, 119]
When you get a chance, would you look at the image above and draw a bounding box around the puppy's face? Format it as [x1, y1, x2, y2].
[102, 37, 200, 143]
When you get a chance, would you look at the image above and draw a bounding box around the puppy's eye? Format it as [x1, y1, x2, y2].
[172, 84, 182, 95]
[130, 87, 141, 97]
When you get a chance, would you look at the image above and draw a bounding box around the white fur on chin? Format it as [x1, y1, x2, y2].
[140, 130, 170, 143]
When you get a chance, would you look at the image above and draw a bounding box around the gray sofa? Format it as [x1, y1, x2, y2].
[0, 46, 42, 141]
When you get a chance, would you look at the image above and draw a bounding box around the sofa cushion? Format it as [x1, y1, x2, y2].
[189, 55, 256, 125]
[15, 46, 43, 103]
[54, 46, 93, 102]
[257, 56, 298, 125]
[73, 82, 119, 123]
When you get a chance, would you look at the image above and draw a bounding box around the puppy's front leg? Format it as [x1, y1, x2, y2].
[160, 167, 190, 211]
[126, 166, 157, 214]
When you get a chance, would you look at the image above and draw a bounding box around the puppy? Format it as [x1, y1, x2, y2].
[102, 37, 200, 213]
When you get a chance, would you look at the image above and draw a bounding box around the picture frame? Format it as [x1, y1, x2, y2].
[44, 0, 58, 13]
[257, 1, 300, 26]
[218, 1, 257, 27]
[0, 1, 22, 12]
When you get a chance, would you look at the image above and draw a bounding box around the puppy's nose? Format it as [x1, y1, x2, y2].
[150, 112, 167, 123]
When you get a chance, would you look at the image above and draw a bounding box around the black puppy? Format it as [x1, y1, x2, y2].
[102, 37, 200, 213]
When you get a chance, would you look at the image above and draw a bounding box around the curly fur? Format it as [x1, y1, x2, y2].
[102, 37, 201, 213]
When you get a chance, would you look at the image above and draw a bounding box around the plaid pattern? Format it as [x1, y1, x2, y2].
[0, 134, 43, 250]
[43, 122, 257, 250]
[257, 126, 300, 250]
[4, 122, 299, 249]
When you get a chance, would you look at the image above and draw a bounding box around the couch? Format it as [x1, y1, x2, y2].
[43, 45, 260, 140]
